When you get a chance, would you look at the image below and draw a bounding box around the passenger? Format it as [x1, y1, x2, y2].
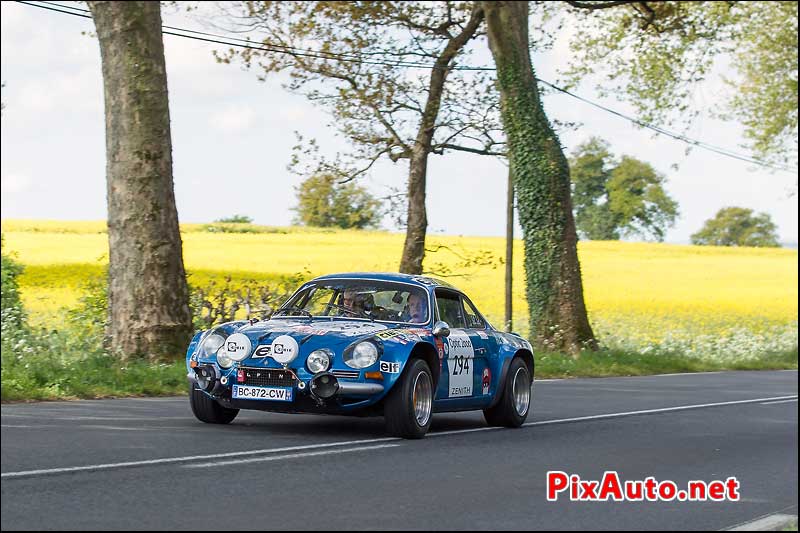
[403, 292, 427, 323]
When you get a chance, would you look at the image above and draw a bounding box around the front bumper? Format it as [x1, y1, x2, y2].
[188, 364, 385, 406]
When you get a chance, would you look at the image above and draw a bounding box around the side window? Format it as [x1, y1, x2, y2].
[462, 297, 485, 329]
[435, 290, 466, 329]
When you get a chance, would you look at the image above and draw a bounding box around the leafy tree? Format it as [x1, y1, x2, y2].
[483, 0, 596, 353]
[88, 1, 192, 359]
[570, 137, 679, 241]
[564, 1, 798, 168]
[215, 214, 253, 224]
[214, 1, 503, 274]
[293, 174, 383, 230]
[691, 207, 780, 247]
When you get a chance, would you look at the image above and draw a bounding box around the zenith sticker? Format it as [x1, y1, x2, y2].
[376, 330, 404, 340]
[252, 345, 272, 358]
[380, 361, 401, 373]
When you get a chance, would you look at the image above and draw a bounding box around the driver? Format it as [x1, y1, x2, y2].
[340, 288, 372, 316]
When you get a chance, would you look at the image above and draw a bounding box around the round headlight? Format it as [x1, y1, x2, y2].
[306, 349, 332, 374]
[202, 333, 225, 356]
[345, 341, 379, 369]
[217, 351, 234, 369]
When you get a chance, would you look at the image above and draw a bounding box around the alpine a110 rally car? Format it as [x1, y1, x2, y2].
[186, 272, 534, 438]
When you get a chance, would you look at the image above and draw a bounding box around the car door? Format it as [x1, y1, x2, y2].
[433, 289, 489, 406]
[460, 295, 495, 398]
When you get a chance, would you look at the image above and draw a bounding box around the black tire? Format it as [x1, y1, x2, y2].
[384, 358, 434, 439]
[483, 357, 532, 428]
[189, 385, 239, 424]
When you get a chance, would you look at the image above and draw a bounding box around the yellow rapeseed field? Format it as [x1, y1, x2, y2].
[2, 219, 797, 360]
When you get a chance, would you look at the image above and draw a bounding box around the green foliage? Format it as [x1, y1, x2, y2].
[535, 347, 797, 379]
[201, 222, 262, 234]
[691, 207, 781, 247]
[564, 1, 798, 167]
[293, 173, 383, 230]
[1, 266, 310, 400]
[214, 214, 253, 224]
[1, 320, 187, 401]
[721, 1, 798, 166]
[570, 137, 679, 241]
[1, 235, 26, 328]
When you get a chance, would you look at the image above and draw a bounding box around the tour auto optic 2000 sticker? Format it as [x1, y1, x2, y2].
[446, 330, 474, 397]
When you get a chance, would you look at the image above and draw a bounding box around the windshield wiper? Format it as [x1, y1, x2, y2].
[326, 303, 375, 321]
[274, 306, 313, 319]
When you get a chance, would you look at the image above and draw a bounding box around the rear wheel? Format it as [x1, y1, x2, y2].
[385, 358, 433, 439]
[189, 386, 239, 424]
[483, 357, 531, 428]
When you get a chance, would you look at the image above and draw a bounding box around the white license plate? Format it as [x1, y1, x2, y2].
[231, 384, 293, 402]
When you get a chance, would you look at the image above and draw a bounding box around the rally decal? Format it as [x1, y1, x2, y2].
[253, 345, 272, 358]
[446, 331, 474, 398]
[380, 361, 401, 373]
[482, 367, 491, 395]
[375, 329, 419, 344]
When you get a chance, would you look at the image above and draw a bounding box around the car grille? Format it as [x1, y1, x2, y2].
[238, 367, 297, 388]
[331, 370, 360, 380]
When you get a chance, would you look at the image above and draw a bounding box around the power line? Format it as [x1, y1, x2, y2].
[15, 0, 796, 173]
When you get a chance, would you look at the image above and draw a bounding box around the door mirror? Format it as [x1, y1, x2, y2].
[432, 321, 450, 338]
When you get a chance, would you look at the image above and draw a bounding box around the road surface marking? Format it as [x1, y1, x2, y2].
[185, 443, 400, 468]
[759, 398, 798, 405]
[3, 394, 796, 479]
[525, 395, 798, 428]
[726, 512, 797, 531]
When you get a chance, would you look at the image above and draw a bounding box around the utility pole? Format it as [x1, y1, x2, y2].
[505, 166, 513, 332]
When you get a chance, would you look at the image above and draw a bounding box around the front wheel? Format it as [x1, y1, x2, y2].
[384, 358, 434, 439]
[483, 357, 531, 428]
[189, 386, 239, 424]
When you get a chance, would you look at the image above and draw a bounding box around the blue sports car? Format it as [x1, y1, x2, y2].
[186, 272, 534, 438]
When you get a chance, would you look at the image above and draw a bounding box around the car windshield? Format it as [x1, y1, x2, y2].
[277, 280, 429, 325]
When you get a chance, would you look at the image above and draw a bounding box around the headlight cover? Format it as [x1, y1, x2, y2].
[201, 332, 226, 357]
[216, 350, 234, 368]
[344, 341, 379, 369]
[306, 349, 332, 374]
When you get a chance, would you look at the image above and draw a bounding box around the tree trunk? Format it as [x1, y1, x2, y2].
[483, 1, 596, 354]
[89, 1, 192, 360]
[398, 7, 484, 274]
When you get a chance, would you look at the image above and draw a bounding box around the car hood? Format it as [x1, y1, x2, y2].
[233, 318, 391, 353]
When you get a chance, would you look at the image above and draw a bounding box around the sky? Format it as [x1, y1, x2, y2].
[1, 1, 797, 245]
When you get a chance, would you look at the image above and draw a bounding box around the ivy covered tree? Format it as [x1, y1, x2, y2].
[293, 174, 383, 230]
[570, 137, 679, 241]
[691, 207, 780, 248]
[483, 0, 596, 353]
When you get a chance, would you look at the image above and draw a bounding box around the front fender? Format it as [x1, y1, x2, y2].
[373, 331, 440, 396]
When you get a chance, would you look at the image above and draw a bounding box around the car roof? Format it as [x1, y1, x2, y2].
[311, 272, 458, 291]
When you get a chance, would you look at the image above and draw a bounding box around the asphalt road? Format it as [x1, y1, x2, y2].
[1, 370, 797, 531]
